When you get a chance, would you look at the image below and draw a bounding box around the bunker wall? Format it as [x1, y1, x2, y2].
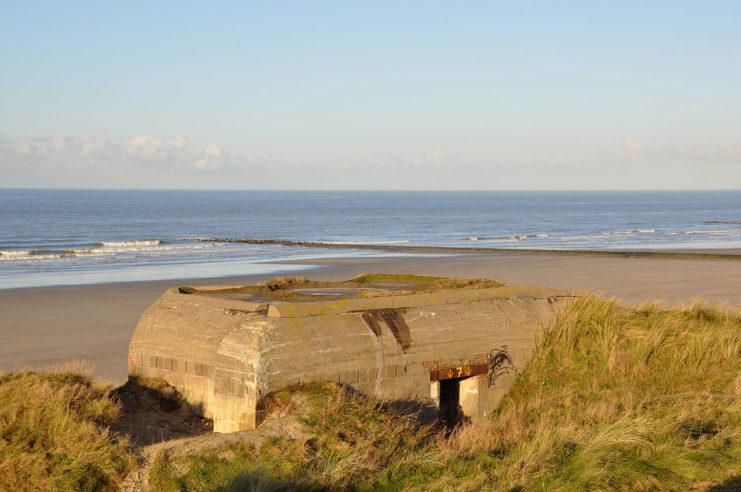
[256, 296, 568, 423]
[129, 288, 266, 427]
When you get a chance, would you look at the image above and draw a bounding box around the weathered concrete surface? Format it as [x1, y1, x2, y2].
[129, 279, 578, 433]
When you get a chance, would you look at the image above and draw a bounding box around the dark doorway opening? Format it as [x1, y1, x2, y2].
[439, 377, 469, 428]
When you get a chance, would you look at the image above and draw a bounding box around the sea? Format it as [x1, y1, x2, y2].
[2, 189, 741, 289]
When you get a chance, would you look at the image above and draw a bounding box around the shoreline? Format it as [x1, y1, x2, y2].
[186, 238, 741, 260]
[3, 252, 741, 382]
[7, 242, 741, 291]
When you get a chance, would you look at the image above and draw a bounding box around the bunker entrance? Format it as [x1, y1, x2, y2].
[438, 377, 469, 427]
[430, 361, 491, 427]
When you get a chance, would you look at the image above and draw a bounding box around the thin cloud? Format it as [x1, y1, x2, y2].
[623, 137, 644, 154]
[614, 138, 741, 164]
[0, 134, 226, 171]
[413, 148, 452, 168]
[194, 144, 224, 170]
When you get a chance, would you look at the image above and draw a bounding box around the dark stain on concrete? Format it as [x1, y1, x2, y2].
[362, 309, 412, 353]
[361, 312, 383, 337]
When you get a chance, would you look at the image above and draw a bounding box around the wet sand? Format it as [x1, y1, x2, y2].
[2, 252, 741, 382]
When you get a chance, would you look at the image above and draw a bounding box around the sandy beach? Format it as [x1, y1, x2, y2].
[2, 251, 741, 382]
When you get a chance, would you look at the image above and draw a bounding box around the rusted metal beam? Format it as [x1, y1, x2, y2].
[429, 362, 488, 381]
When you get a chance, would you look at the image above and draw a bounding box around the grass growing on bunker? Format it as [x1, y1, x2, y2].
[147, 296, 741, 491]
[0, 370, 135, 491]
[350, 273, 502, 289]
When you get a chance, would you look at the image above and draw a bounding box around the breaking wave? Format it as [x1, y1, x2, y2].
[0, 239, 227, 262]
[468, 234, 547, 242]
[95, 240, 161, 247]
[324, 240, 410, 245]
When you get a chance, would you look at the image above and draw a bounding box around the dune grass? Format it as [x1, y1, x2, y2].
[0, 370, 135, 491]
[2, 296, 740, 490]
[148, 296, 741, 491]
[149, 382, 439, 491]
[438, 296, 741, 490]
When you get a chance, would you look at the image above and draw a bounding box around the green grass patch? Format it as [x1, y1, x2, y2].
[351, 273, 503, 289]
[352, 273, 445, 284]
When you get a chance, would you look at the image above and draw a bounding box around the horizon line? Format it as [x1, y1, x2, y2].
[1, 187, 740, 193]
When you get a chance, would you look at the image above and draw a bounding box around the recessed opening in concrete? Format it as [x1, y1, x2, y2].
[438, 376, 471, 427]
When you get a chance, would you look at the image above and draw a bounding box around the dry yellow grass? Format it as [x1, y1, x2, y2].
[0, 369, 134, 491]
[438, 296, 741, 490]
[149, 294, 741, 490]
[3, 295, 740, 491]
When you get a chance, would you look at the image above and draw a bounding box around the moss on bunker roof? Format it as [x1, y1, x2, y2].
[177, 274, 505, 303]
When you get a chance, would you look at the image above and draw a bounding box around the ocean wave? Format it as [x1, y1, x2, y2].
[178, 237, 284, 247]
[0, 241, 228, 262]
[636, 229, 655, 233]
[1, 249, 79, 258]
[325, 240, 410, 245]
[670, 230, 701, 235]
[0, 250, 31, 258]
[467, 235, 529, 242]
[0, 250, 75, 261]
[560, 235, 608, 241]
[96, 240, 161, 247]
[667, 229, 739, 235]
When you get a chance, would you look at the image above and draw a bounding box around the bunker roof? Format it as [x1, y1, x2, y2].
[170, 274, 571, 318]
[177, 274, 502, 303]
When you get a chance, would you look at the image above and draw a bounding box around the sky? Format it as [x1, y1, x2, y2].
[1, 1, 740, 190]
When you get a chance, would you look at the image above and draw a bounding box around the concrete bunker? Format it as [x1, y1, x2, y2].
[128, 275, 577, 433]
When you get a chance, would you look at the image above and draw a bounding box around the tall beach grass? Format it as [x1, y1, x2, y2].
[0, 369, 134, 491]
[150, 296, 741, 490]
[1, 296, 740, 490]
